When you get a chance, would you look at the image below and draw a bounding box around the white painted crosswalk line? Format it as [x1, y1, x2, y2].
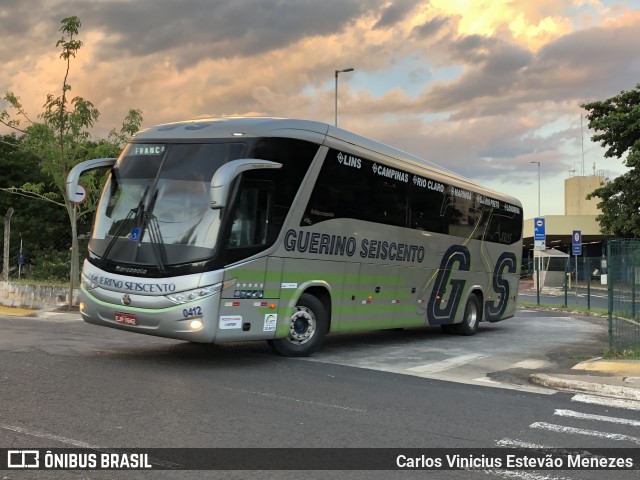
[406, 353, 487, 373]
[484, 470, 574, 480]
[496, 438, 546, 449]
[485, 439, 581, 480]
[571, 394, 640, 411]
[554, 409, 640, 427]
[530, 422, 640, 445]
[496, 438, 596, 458]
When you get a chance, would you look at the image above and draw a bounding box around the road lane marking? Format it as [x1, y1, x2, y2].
[221, 387, 366, 412]
[406, 353, 486, 373]
[571, 393, 640, 411]
[530, 422, 640, 445]
[0, 424, 99, 448]
[554, 409, 640, 426]
[0, 423, 181, 468]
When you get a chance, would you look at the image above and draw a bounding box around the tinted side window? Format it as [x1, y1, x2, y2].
[483, 203, 523, 244]
[442, 188, 481, 239]
[221, 138, 318, 264]
[246, 137, 319, 235]
[409, 176, 448, 233]
[228, 183, 272, 248]
[303, 147, 521, 245]
[303, 149, 408, 227]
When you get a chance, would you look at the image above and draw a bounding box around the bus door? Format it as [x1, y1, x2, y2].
[217, 179, 281, 340]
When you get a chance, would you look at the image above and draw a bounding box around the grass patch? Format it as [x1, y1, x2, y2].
[602, 346, 640, 360]
[569, 354, 597, 361]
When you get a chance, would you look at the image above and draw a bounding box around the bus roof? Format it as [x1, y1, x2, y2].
[134, 117, 521, 207]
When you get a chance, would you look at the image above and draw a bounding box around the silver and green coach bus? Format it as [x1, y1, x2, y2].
[66, 117, 523, 357]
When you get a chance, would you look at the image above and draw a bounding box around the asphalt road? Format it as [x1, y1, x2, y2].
[0, 310, 638, 480]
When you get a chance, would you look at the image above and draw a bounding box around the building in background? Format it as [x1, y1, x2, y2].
[522, 168, 606, 276]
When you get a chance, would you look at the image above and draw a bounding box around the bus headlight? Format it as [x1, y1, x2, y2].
[166, 284, 221, 304]
[189, 319, 204, 331]
[165, 278, 236, 305]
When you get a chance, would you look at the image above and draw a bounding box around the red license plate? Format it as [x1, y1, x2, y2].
[115, 312, 138, 326]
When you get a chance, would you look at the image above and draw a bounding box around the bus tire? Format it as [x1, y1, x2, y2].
[453, 294, 480, 336]
[267, 293, 328, 357]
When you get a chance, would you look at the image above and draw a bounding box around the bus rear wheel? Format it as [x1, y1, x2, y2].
[453, 294, 480, 336]
[267, 293, 328, 357]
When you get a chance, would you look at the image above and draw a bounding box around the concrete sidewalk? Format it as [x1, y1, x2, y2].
[0, 304, 80, 320]
[519, 281, 640, 401]
[530, 359, 640, 402]
[0, 305, 37, 317]
[1, 304, 639, 402]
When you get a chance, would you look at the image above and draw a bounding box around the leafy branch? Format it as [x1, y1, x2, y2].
[0, 185, 64, 207]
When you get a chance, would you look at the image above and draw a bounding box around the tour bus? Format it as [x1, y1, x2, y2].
[67, 117, 523, 357]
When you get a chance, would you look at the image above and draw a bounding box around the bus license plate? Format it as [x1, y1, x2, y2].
[115, 312, 137, 326]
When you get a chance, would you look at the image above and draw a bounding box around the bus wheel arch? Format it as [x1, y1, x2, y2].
[267, 288, 331, 357]
[453, 290, 482, 336]
[303, 286, 332, 332]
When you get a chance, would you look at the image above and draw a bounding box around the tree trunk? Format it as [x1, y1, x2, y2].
[67, 201, 79, 309]
[2, 208, 14, 282]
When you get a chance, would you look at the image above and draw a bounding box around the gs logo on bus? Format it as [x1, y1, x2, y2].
[422, 246, 517, 324]
[484, 252, 517, 321]
[426, 245, 470, 325]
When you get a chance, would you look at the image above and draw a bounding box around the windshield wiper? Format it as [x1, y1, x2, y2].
[137, 189, 168, 273]
[100, 185, 150, 265]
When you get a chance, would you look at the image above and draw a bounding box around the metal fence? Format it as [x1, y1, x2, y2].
[607, 239, 640, 352]
[521, 255, 608, 311]
[1, 206, 86, 283]
[565, 255, 608, 311]
[519, 244, 640, 353]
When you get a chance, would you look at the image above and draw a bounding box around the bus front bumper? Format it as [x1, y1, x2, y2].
[79, 286, 220, 343]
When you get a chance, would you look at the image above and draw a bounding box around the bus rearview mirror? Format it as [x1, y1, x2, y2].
[66, 158, 117, 202]
[210, 159, 282, 209]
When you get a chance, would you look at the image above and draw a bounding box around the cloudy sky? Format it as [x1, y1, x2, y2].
[1, 0, 639, 219]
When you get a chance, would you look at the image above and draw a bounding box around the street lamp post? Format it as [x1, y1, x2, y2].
[334, 67, 354, 127]
[530, 161, 541, 217]
[530, 161, 541, 305]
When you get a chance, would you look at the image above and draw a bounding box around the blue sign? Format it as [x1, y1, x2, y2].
[129, 227, 140, 241]
[572, 230, 582, 256]
[534, 217, 546, 241]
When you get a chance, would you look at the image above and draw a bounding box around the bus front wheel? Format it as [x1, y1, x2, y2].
[453, 294, 480, 336]
[267, 293, 328, 357]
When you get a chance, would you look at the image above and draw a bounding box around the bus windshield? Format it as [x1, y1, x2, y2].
[90, 142, 246, 268]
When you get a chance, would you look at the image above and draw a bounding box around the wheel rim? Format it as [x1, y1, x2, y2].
[287, 306, 316, 345]
[466, 300, 478, 328]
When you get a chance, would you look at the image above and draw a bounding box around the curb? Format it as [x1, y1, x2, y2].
[530, 373, 640, 401]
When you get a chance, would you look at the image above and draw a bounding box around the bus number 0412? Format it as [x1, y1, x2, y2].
[183, 306, 203, 318]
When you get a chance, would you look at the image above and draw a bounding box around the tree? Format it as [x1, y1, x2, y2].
[0, 16, 142, 305]
[582, 84, 640, 238]
[0, 134, 70, 278]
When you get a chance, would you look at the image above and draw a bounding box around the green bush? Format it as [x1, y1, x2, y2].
[23, 248, 71, 282]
